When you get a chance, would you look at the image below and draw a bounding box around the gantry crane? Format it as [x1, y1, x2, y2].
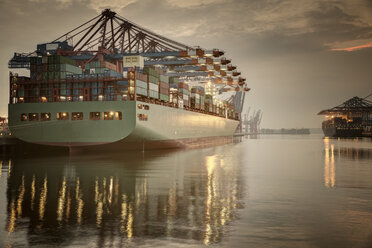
[8, 9, 250, 116]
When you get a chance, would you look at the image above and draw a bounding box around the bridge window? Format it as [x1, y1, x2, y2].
[144, 105, 150, 110]
[29, 113, 39, 121]
[41, 113, 51, 121]
[57, 112, 69, 120]
[21, 113, 27, 121]
[103, 112, 114, 120]
[72, 112, 83, 120]
[90, 112, 100, 120]
[115, 111, 122, 120]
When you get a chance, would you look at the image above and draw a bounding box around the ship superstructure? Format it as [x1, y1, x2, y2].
[318, 95, 372, 137]
[8, 9, 250, 150]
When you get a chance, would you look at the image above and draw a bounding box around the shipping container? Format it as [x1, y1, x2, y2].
[159, 81, 169, 89]
[160, 94, 169, 102]
[159, 75, 169, 83]
[144, 67, 159, 78]
[191, 93, 200, 99]
[149, 75, 159, 84]
[135, 72, 147, 82]
[136, 86, 147, 96]
[117, 80, 128, 86]
[149, 82, 158, 92]
[159, 87, 168, 95]
[169, 77, 179, 84]
[178, 82, 189, 90]
[136, 79, 147, 89]
[149, 90, 158, 99]
[101, 61, 117, 71]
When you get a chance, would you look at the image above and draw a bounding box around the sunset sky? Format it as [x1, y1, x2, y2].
[0, 0, 371, 128]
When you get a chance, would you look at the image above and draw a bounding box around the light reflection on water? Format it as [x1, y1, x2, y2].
[0, 147, 244, 247]
[324, 138, 336, 188]
[0, 135, 372, 247]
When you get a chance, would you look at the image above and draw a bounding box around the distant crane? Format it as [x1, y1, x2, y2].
[242, 109, 262, 134]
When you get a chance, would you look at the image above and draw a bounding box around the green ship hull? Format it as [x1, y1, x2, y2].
[8, 101, 239, 150]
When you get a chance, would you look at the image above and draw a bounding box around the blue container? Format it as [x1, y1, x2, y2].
[117, 81, 128, 86]
[60, 89, 68, 96]
[91, 89, 98, 95]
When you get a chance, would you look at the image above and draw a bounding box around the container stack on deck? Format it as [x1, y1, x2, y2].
[190, 86, 205, 110]
[159, 75, 169, 102]
[9, 9, 248, 122]
[13, 55, 241, 119]
[178, 82, 190, 108]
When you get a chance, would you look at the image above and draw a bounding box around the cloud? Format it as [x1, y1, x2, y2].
[87, 0, 137, 13]
[330, 42, 372, 52]
[155, 20, 207, 38]
[121, 0, 372, 54]
[166, 0, 229, 8]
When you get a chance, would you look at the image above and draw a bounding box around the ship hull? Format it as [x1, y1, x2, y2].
[8, 101, 239, 151]
[322, 126, 364, 138]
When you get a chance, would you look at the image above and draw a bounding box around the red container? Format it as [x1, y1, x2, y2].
[159, 81, 169, 89]
[178, 82, 189, 90]
[179, 50, 187, 57]
[135, 72, 147, 82]
[159, 87, 168, 95]
[206, 57, 213, 64]
[155, 67, 163, 75]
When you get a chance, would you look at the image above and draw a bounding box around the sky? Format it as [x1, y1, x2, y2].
[0, 0, 371, 128]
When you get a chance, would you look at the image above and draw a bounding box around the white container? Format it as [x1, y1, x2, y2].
[149, 83, 159, 91]
[136, 86, 147, 96]
[198, 58, 206, 64]
[178, 99, 184, 109]
[149, 90, 158, 99]
[136, 79, 147, 89]
[220, 65, 227, 70]
[204, 50, 213, 56]
[123, 55, 144, 68]
[213, 58, 221, 64]
[46, 43, 58, 51]
[191, 93, 200, 99]
[187, 49, 196, 56]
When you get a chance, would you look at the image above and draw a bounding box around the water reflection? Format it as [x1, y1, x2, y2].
[334, 147, 372, 160]
[2, 148, 245, 247]
[324, 138, 336, 188]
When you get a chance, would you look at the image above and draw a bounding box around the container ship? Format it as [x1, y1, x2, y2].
[7, 9, 250, 151]
[318, 95, 372, 138]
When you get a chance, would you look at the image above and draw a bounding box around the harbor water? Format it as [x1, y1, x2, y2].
[1, 135, 372, 247]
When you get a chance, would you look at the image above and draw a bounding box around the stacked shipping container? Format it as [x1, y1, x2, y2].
[191, 86, 205, 110]
[19, 56, 237, 119]
[145, 67, 160, 99]
[178, 82, 190, 107]
[205, 94, 213, 112]
[44, 55, 82, 81]
[135, 71, 148, 97]
[159, 74, 169, 102]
